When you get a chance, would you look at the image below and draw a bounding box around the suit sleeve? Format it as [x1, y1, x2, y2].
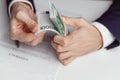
[96, 0, 120, 49]
[6, 0, 36, 16]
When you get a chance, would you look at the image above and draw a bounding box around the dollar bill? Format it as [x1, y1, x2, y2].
[36, 0, 68, 36]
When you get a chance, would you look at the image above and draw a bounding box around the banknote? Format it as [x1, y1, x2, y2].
[36, 0, 68, 36]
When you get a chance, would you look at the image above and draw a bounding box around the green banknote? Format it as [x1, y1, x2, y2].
[36, 0, 67, 36]
[49, 0, 65, 36]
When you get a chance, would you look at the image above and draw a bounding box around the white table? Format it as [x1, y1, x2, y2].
[1, 0, 120, 80]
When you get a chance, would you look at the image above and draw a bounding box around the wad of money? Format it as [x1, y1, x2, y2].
[36, 0, 68, 36]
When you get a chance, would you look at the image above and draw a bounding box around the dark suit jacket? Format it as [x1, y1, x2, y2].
[97, 0, 120, 49]
[6, 0, 36, 12]
[7, 0, 120, 49]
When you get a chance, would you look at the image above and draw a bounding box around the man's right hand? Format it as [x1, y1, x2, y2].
[10, 2, 46, 46]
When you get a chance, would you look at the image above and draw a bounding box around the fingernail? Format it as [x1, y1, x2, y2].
[61, 60, 67, 66]
[32, 26, 38, 32]
[63, 62, 67, 66]
[54, 36, 61, 41]
[31, 40, 38, 46]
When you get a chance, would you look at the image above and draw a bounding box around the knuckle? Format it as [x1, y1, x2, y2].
[63, 38, 68, 46]
[25, 38, 32, 42]
[53, 36, 56, 41]
[58, 54, 63, 60]
[38, 40, 43, 44]
[16, 11, 23, 18]
[79, 17, 85, 22]
[10, 32, 17, 40]
[56, 45, 62, 52]
[31, 41, 38, 46]
[11, 36, 16, 40]
[31, 43, 38, 46]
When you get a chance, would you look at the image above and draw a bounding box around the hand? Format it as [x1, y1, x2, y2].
[10, 2, 46, 46]
[51, 16, 103, 65]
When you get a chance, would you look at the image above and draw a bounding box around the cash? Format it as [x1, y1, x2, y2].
[36, 0, 68, 36]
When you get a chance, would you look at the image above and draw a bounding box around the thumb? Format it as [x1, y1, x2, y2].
[53, 35, 64, 45]
[61, 15, 80, 30]
[16, 11, 38, 32]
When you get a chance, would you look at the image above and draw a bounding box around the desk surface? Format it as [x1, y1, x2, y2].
[1, 0, 120, 80]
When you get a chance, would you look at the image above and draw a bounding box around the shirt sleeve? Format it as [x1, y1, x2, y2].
[92, 22, 115, 48]
[8, 0, 34, 17]
[96, 0, 120, 49]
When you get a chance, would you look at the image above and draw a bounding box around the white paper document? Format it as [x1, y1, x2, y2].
[0, 41, 61, 80]
[0, 1, 61, 80]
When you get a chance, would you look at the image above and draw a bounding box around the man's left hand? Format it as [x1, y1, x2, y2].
[51, 16, 103, 65]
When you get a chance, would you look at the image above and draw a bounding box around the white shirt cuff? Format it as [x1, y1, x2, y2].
[9, 0, 34, 17]
[92, 22, 115, 48]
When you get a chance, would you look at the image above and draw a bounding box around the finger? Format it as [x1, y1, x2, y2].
[53, 35, 73, 47]
[51, 41, 69, 53]
[51, 41, 57, 49]
[10, 18, 21, 30]
[10, 18, 36, 42]
[51, 41, 63, 52]
[53, 35, 65, 46]
[30, 32, 46, 46]
[61, 56, 76, 66]
[58, 51, 73, 60]
[14, 30, 36, 42]
[25, 39, 40, 46]
[16, 11, 38, 32]
[61, 15, 79, 30]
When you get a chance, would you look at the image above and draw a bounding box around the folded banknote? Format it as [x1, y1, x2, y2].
[36, 0, 68, 36]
